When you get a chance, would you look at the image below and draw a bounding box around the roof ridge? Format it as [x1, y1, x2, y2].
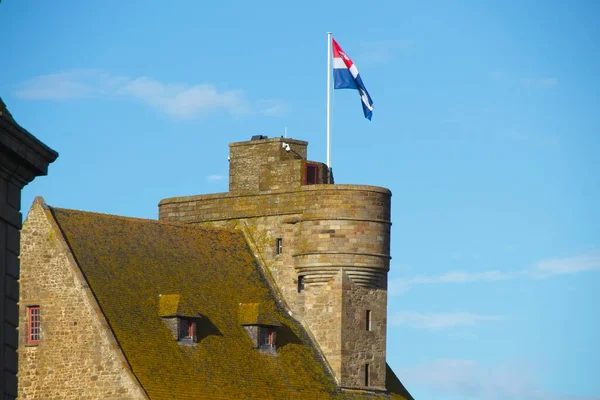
[49, 206, 239, 234]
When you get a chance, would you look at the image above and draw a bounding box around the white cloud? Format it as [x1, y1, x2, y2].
[389, 270, 518, 295]
[15, 69, 127, 100]
[15, 69, 286, 118]
[206, 174, 225, 182]
[119, 78, 248, 117]
[389, 252, 600, 295]
[259, 101, 288, 116]
[399, 359, 600, 400]
[390, 311, 504, 330]
[533, 252, 600, 278]
[358, 39, 413, 64]
[490, 69, 558, 89]
[497, 129, 561, 148]
[521, 77, 559, 88]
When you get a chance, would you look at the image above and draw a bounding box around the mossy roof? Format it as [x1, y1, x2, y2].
[158, 294, 199, 317]
[50, 206, 412, 400]
[239, 303, 281, 327]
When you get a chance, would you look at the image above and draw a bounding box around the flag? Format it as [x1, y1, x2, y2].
[332, 38, 374, 120]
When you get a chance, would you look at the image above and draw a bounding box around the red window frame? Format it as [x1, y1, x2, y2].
[185, 319, 195, 339]
[260, 327, 275, 347]
[267, 329, 274, 346]
[27, 306, 41, 345]
[305, 163, 318, 185]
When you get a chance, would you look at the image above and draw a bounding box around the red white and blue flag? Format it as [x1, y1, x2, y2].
[332, 38, 374, 120]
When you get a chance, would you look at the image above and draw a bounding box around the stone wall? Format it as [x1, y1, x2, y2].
[302, 270, 344, 380]
[18, 200, 147, 399]
[0, 98, 57, 399]
[229, 137, 309, 193]
[159, 175, 392, 390]
[341, 282, 387, 390]
[228, 137, 331, 193]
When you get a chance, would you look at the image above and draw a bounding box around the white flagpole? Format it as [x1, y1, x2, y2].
[326, 31, 332, 183]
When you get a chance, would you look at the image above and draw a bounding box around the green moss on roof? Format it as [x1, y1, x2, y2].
[158, 294, 180, 316]
[50, 206, 411, 400]
[157, 294, 200, 317]
[239, 303, 281, 327]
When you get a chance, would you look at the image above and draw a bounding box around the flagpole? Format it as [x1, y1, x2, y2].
[326, 31, 332, 183]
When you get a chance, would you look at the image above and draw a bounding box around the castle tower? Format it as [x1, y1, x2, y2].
[159, 136, 391, 391]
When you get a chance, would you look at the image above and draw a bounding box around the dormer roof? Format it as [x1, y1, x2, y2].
[158, 294, 200, 318]
[239, 302, 281, 327]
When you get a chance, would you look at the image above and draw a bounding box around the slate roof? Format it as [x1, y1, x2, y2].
[50, 206, 413, 400]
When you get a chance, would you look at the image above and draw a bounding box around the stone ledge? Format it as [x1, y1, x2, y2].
[293, 251, 392, 259]
[159, 184, 391, 206]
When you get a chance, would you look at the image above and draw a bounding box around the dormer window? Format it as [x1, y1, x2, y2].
[158, 294, 202, 344]
[239, 303, 281, 354]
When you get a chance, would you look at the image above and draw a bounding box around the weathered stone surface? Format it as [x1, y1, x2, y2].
[159, 137, 392, 391]
[18, 201, 147, 399]
[1, 97, 58, 400]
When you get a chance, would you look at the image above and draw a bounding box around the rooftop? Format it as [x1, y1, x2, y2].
[49, 205, 412, 399]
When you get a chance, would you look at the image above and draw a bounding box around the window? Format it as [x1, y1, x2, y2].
[366, 310, 372, 331]
[27, 306, 41, 345]
[305, 163, 318, 185]
[185, 319, 195, 339]
[268, 329, 274, 346]
[179, 318, 196, 343]
[259, 327, 275, 348]
[364, 364, 370, 386]
[297, 275, 305, 293]
[276, 238, 283, 255]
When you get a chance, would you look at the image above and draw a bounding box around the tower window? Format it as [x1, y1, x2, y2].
[27, 306, 41, 345]
[305, 163, 318, 185]
[364, 364, 370, 387]
[276, 238, 283, 255]
[297, 275, 305, 293]
[366, 310, 372, 331]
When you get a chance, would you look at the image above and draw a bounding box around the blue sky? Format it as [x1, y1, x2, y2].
[2, 1, 599, 399]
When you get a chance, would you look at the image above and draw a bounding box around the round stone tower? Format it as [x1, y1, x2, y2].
[294, 185, 391, 288]
[158, 136, 391, 391]
[292, 185, 391, 390]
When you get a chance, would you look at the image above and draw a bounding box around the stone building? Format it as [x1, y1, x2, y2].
[18, 136, 413, 399]
[0, 98, 57, 400]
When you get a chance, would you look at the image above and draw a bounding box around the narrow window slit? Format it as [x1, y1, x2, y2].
[298, 275, 305, 293]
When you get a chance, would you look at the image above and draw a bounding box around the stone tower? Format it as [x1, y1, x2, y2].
[159, 136, 391, 391]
